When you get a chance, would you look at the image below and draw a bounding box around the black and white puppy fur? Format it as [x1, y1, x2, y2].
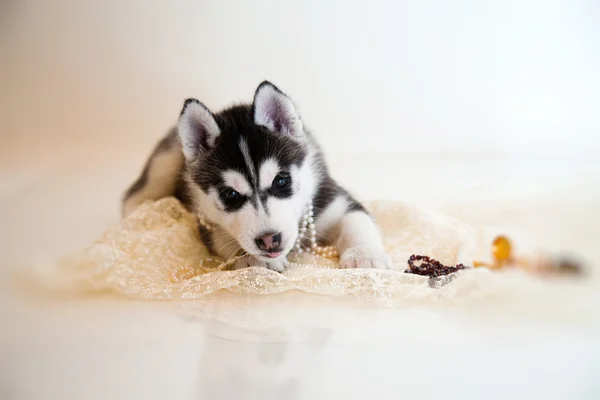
[122, 81, 391, 272]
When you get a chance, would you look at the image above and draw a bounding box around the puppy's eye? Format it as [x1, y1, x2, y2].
[272, 173, 291, 188]
[222, 187, 240, 200]
[218, 186, 247, 211]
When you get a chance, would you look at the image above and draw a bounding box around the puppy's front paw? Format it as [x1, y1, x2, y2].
[232, 255, 288, 273]
[265, 257, 289, 273]
[339, 246, 392, 269]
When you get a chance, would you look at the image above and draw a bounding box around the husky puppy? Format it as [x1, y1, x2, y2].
[123, 81, 391, 272]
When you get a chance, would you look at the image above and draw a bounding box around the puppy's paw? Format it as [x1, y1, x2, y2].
[265, 257, 289, 273]
[339, 246, 392, 269]
[232, 255, 288, 273]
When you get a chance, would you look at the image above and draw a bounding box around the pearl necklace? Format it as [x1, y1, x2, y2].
[293, 203, 339, 259]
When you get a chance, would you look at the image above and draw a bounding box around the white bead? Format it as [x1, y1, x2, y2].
[308, 217, 314, 223]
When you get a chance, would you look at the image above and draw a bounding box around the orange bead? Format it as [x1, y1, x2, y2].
[491, 235, 512, 264]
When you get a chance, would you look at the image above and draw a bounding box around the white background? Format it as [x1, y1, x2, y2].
[2, 3, 600, 399]
[2, 0, 599, 155]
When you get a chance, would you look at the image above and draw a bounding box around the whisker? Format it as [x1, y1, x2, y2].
[215, 239, 241, 256]
[299, 232, 330, 245]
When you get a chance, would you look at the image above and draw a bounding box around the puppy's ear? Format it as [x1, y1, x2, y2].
[177, 99, 221, 161]
[252, 81, 304, 138]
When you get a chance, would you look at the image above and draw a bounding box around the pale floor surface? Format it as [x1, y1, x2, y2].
[2, 132, 600, 399]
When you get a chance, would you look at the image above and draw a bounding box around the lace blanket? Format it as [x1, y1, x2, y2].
[33, 198, 600, 317]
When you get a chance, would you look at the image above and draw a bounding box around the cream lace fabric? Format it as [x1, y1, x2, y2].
[33, 198, 468, 298]
[34, 197, 600, 315]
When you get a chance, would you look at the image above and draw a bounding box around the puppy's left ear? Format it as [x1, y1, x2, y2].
[252, 81, 304, 138]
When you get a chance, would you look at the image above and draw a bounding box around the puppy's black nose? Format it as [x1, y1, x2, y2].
[255, 232, 282, 251]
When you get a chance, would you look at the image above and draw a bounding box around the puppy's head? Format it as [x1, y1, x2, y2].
[178, 81, 317, 261]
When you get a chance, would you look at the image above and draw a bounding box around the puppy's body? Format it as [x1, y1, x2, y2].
[123, 82, 390, 271]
